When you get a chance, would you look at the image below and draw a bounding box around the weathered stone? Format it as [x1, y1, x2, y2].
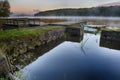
[0, 56, 9, 75]
[100, 30, 120, 50]
[65, 27, 82, 37]
[101, 30, 120, 42]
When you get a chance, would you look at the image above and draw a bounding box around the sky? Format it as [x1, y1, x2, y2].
[7, 0, 120, 13]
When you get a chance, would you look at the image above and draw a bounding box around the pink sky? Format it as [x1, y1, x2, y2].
[9, 0, 120, 13]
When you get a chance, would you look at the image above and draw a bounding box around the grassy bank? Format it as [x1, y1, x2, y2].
[0, 26, 64, 40]
[106, 28, 120, 32]
[0, 26, 65, 55]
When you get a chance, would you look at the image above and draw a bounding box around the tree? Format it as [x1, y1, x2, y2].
[0, 0, 10, 17]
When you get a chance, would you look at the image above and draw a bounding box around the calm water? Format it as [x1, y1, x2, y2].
[16, 28, 120, 80]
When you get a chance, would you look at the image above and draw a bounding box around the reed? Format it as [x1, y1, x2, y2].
[80, 38, 89, 48]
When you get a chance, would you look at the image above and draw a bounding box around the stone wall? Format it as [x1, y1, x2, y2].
[0, 28, 65, 65]
[100, 30, 120, 50]
[0, 56, 9, 75]
[0, 27, 83, 76]
[65, 27, 83, 37]
[100, 39, 120, 50]
[0, 28, 65, 76]
[101, 30, 120, 42]
[0, 27, 83, 56]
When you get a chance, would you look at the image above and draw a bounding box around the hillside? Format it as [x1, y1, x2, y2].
[35, 6, 120, 17]
[99, 1, 120, 7]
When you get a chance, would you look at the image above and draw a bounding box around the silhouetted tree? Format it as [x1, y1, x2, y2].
[0, 0, 10, 17]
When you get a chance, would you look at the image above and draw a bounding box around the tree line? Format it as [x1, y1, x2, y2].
[35, 6, 120, 16]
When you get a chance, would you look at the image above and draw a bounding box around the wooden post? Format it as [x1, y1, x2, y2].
[27, 18, 29, 26]
[39, 19, 41, 26]
[34, 19, 35, 25]
[16, 20, 19, 28]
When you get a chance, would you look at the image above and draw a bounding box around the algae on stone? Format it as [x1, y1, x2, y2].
[0, 26, 65, 56]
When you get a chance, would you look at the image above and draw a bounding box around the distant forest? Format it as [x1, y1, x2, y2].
[35, 6, 120, 16]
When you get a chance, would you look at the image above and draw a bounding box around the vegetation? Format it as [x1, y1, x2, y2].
[35, 6, 120, 16]
[0, 26, 64, 56]
[0, 77, 9, 80]
[104, 28, 120, 32]
[0, 26, 64, 78]
[0, 0, 10, 17]
[80, 38, 89, 49]
[0, 26, 64, 57]
[0, 26, 64, 40]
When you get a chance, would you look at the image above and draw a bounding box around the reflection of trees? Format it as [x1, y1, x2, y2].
[0, 0, 10, 17]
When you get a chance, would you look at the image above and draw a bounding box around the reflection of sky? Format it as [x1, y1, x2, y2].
[22, 33, 120, 80]
[8, 0, 120, 13]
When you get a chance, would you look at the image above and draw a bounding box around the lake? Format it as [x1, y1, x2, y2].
[9, 16, 120, 27]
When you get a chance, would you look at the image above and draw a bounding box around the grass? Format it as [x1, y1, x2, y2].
[80, 38, 89, 48]
[105, 28, 120, 32]
[0, 49, 5, 57]
[64, 33, 70, 39]
[0, 77, 9, 80]
[0, 26, 64, 40]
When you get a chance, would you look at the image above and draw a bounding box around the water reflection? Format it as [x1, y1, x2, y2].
[20, 32, 120, 80]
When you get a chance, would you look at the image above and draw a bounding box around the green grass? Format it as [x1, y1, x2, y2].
[0, 26, 64, 40]
[0, 49, 5, 57]
[104, 27, 120, 32]
[0, 77, 9, 80]
[80, 38, 89, 48]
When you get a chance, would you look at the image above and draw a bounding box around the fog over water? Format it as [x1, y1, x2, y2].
[9, 16, 120, 27]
